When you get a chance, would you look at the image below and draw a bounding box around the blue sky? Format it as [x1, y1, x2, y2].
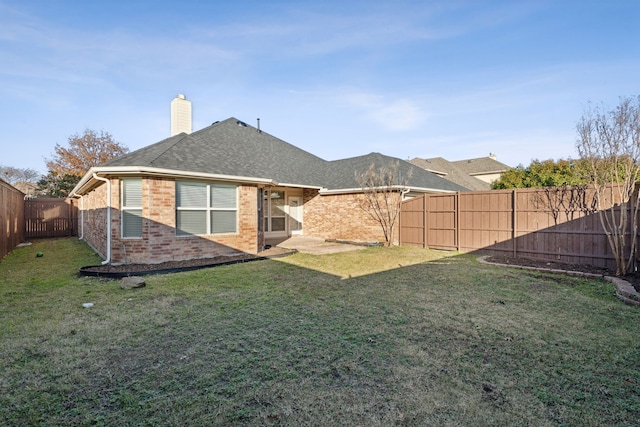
[1, 0, 639, 175]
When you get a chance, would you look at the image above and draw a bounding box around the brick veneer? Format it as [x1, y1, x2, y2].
[80, 177, 401, 265]
[80, 181, 109, 259]
[302, 188, 399, 244]
[81, 177, 259, 264]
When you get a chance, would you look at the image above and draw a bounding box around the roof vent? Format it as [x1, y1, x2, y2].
[236, 120, 247, 127]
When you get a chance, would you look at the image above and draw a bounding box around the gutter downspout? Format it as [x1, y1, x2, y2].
[68, 193, 84, 240]
[92, 173, 111, 265]
[397, 187, 411, 246]
[78, 195, 84, 240]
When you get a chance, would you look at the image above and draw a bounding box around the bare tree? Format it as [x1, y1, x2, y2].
[576, 96, 640, 276]
[535, 184, 595, 225]
[0, 165, 40, 185]
[356, 161, 412, 247]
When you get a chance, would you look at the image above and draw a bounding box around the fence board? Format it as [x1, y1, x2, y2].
[399, 196, 425, 247]
[426, 193, 457, 250]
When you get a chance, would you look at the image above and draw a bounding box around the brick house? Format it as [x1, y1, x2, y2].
[70, 117, 465, 265]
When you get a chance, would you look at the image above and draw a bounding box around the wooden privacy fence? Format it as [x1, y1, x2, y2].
[24, 198, 78, 238]
[0, 180, 25, 260]
[399, 186, 635, 270]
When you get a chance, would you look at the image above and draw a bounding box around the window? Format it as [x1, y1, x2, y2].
[121, 178, 142, 238]
[176, 181, 237, 236]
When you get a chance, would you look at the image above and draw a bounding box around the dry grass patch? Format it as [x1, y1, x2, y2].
[1, 239, 639, 426]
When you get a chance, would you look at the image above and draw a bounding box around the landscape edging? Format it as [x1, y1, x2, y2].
[79, 249, 297, 279]
[477, 255, 640, 306]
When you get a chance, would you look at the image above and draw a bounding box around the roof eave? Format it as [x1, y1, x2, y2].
[468, 169, 508, 176]
[70, 166, 278, 196]
[424, 168, 448, 176]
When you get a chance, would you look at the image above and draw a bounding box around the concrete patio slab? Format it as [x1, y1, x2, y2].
[272, 236, 368, 255]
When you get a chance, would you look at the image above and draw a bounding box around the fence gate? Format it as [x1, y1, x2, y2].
[24, 198, 78, 238]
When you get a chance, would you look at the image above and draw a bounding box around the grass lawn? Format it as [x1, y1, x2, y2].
[1, 238, 639, 426]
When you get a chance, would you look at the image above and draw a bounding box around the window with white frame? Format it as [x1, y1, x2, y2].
[176, 181, 237, 236]
[121, 178, 142, 238]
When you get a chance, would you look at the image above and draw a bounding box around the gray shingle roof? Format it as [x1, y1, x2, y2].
[327, 153, 466, 191]
[103, 118, 328, 187]
[101, 117, 465, 192]
[451, 156, 510, 175]
[409, 157, 492, 191]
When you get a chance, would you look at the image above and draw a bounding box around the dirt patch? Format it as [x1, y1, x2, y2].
[485, 255, 640, 293]
[79, 246, 294, 277]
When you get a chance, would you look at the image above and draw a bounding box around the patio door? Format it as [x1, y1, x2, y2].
[288, 196, 303, 235]
[264, 189, 286, 237]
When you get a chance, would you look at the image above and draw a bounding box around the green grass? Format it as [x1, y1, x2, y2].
[1, 238, 639, 426]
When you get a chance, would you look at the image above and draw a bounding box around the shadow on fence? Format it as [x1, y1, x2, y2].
[400, 185, 637, 271]
[0, 179, 25, 260]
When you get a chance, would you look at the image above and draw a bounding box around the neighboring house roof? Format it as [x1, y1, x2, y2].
[12, 181, 37, 196]
[450, 156, 510, 177]
[326, 153, 465, 192]
[74, 117, 467, 195]
[409, 157, 493, 191]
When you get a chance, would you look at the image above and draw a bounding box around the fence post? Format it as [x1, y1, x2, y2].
[455, 192, 460, 252]
[512, 189, 517, 257]
[66, 199, 71, 237]
[423, 194, 427, 248]
[424, 193, 429, 249]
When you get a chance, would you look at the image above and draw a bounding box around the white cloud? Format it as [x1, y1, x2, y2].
[369, 99, 426, 131]
[342, 91, 427, 131]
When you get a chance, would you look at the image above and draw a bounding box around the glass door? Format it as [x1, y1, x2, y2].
[263, 189, 286, 234]
[288, 196, 303, 235]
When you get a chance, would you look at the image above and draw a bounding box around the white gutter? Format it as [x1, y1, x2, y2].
[71, 166, 277, 196]
[275, 182, 323, 190]
[318, 186, 457, 195]
[92, 173, 111, 265]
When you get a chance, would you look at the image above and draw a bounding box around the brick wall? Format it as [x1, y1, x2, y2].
[81, 177, 259, 264]
[303, 188, 399, 244]
[81, 177, 405, 264]
[80, 180, 109, 259]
